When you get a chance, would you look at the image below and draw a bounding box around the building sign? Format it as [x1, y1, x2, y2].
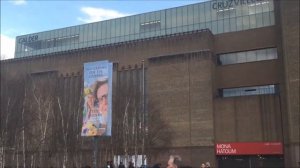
[81, 60, 113, 137]
[18, 35, 38, 43]
[212, 0, 264, 10]
[216, 142, 283, 155]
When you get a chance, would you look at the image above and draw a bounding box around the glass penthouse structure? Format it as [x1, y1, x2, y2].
[15, 0, 275, 58]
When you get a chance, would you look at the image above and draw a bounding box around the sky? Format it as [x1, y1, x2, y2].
[1, 0, 207, 60]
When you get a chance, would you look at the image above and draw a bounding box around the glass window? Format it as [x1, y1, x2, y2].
[247, 50, 258, 62]
[219, 48, 278, 65]
[125, 17, 130, 35]
[224, 18, 230, 33]
[205, 2, 212, 22]
[166, 9, 172, 29]
[221, 85, 277, 98]
[187, 5, 194, 26]
[236, 5, 242, 17]
[256, 13, 263, 28]
[263, 12, 271, 26]
[256, 48, 267, 61]
[266, 48, 278, 59]
[83, 25, 89, 42]
[211, 7, 217, 21]
[218, 19, 224, 34]
[262, 0, 270, 12]
[120, 18, 125, 37]
[270, 11, 275, 25]
[237, 52, 247, 63]
[249, 15, 256, 28]
[134, 16, 139, 35]
[226, 53, 237, 64]
[269, 0, 274, 11]
[230, 18, 237, 31]
[255, 2, 263, 14]
[241, 3, 249, 16]
[212, 21, 218, 34]
[249, 5, 256, 15]
[88, 23, 93, 42]
[236, 17, 243, 31]
[243, 15, 250, 30]
[171, 8, 177, 28]
[111, 19, 116, 38]
[199, 3, 205, 23]
[182, 6, 188, 26]
[177, 7, 183, 27]
[101, 21, 107, 39]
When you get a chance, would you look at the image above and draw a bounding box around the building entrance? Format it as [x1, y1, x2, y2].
[217, 155, 284, 168]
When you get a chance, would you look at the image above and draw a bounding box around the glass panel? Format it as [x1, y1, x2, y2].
[171, 8, 177, 28]
[256, 13, 263, 28]
[134, 16, 139, 34]
[120, 18, 125, 36]
[237, 52, 247, 63]
[211, 6, 217, 21]
[177, 7, 183, 27]
[230, 18, 237, 31]
[224, 18, 230, 33]
[217, 19, 224, 34]
[269, 0, 274, 11]
[101, 21, 107, 40]
[263, 12, 270, 26]
[227, 53, 237, 64]
[212, 21, 218, 34]
[262, 0, 270, 12]
[241, 3, 249, 16]
[236, 17, 243, 31]
[270, 11, 275, 25]
[166, 9, 172, 29]
[250, 15, 256, 28]
[257, 49, 267, 61]
[255, 2, 263, 14]
[182, 6, 188, 26]
[249, 5, 256, 15]
[205, 2, 212, 22]
[243, 15, 250, 30]
[199, 3, 205, 23]
[111, 19, 116, 38]
[236, 4, 242, 16]
[188, 5, 194, 26]
[125, 17, 130, 35]
[247, 50, 258, 62]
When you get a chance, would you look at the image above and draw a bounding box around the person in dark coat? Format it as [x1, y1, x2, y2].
[118, 162, 125, 168]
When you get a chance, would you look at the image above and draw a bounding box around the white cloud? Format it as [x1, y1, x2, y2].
[78, 7, 130, 23]
[10, 0, 27, 5]
[1, 34, 15, 60]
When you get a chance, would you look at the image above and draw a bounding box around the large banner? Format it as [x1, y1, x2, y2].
[81, 60, 112, 136]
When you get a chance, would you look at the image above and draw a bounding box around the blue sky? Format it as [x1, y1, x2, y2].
[1, 0, 206, 60]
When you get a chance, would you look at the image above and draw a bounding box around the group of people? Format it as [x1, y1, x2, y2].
[200, 162, 210, 168]
[84, 155, 211, 168]
[167, 155, 211, 168]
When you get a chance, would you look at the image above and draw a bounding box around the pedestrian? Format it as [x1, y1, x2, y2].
[118, 162, 125, 168]
[129, 161, 134, 168]
[153, 163, 161, 168]
[205, 162, 211, 168]
[200, 163, 205, 168]
[167, 155, 182, 168]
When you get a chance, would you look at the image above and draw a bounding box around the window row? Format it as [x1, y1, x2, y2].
[220, 85, 278, 97]
[219, 48, 277, 65]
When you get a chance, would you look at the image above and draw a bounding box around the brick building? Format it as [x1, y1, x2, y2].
[0, 0, 299, 167]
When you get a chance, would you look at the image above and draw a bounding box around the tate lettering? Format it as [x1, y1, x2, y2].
[18, 35, 38, 43]
[212, 0, 264, 10]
